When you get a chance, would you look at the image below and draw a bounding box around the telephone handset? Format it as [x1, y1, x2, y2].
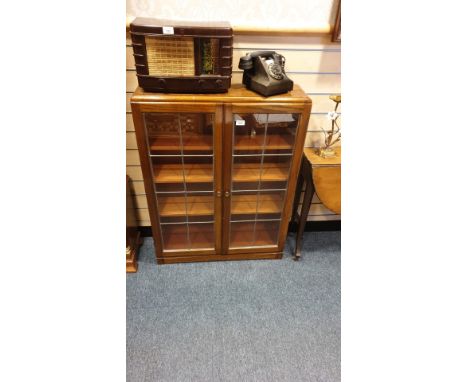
[238, 51, 293, 96]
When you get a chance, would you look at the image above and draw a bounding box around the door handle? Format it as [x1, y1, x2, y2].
[224, 191, 230, 198]
[216, 190, 222, 197]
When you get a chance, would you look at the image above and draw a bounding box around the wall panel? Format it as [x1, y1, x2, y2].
[126, 165, 143, 181]
[126, 150, 140, 166]
[126, 132, 138, 149]
[126, 93, 132, 113]
[130, 180, 146, 195]
[126, 114, 134, 132]
[232, 49, 340, 73]
[126, 45, 340, 73]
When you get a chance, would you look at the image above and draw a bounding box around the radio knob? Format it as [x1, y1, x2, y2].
[215, 79, 223, 88]
[157, 79, 166, 88]
[198, 79, 206, 88]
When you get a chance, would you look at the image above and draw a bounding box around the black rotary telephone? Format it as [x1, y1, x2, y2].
[238, 51, 293, 96]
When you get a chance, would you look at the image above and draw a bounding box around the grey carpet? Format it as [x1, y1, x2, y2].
[127, 231, 340, 382]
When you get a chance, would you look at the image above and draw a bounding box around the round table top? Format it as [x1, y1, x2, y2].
[304, 147, 341, 167]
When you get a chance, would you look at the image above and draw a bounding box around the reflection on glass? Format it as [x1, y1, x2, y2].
[253, 221, 280, 246]
[152, 156, 185, 192]
[229, 113, 299, 249]
[161, 224, 189, 251]
[189, 223, 215, 249]
[230, 222, 255, 247]
[229, 221, 281, 248]
[231, 191, 284, 216]
[233, 113, 297, 155]
[144, 112, 215, 251]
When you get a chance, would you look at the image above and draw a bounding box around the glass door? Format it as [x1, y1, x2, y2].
[143, 111, 219, 254]
[227, 111, 300, 251]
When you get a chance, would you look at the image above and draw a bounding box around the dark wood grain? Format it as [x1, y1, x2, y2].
[332, 0, 341, 43]
[130, 18, 233, 93]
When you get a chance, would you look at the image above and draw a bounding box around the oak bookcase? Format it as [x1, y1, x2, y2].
[131, 84, 311, 264]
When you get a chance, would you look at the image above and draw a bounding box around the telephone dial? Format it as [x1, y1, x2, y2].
[238, 51, 293, 96]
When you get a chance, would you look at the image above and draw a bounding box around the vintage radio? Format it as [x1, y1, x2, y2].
[130, 18, 233, 93]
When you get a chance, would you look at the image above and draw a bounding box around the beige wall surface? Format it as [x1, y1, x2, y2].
[126, 0, 337, 29]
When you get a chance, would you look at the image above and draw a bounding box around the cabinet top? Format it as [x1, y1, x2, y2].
[131, 84, 311, 104]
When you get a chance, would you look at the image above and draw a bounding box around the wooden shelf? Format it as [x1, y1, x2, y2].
[231, 193, 283, 215]
[153, 163, 287, 185]
[190, 224, 215, 249]
[150, 136, 213, 152]
[161, 223, 214, 251]
[230, 221, 280, 247]
[158, 195, 213, 217]
[161, 224, 187, 250]
[233, 163, 289, 182]
[158, 192, 283, 217]
[153, 163, 213, 183]
[234, 134, 294, 151]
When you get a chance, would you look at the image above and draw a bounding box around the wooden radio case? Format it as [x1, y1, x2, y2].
[130, 18, 233, 93]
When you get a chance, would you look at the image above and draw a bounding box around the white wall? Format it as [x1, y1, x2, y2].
[126, 0, 337, 29]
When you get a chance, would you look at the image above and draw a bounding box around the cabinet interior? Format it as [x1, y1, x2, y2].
[142, 111, 299, 252]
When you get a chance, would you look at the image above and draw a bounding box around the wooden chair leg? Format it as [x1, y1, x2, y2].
[294, 180, 313, 260]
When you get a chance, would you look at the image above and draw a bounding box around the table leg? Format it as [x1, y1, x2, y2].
[294, 160, 314, 260]
[291, 159, 304, 224]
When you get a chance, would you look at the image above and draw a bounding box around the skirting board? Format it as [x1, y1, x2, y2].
[137, 220, 341, 238]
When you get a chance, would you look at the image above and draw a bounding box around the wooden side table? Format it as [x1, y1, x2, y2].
[291, 147, 341, 260]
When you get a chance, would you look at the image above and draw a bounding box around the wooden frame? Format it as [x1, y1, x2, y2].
[131, 84, 311, 263]
[126, 16, 332, 36]
[332, 0, 341, 43]
[224, 103, 309, 256]
[131, 102, 223, 260]
[130, 18, 233, 93]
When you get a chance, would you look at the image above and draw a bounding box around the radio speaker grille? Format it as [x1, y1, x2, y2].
[145, 36, 195, 77]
